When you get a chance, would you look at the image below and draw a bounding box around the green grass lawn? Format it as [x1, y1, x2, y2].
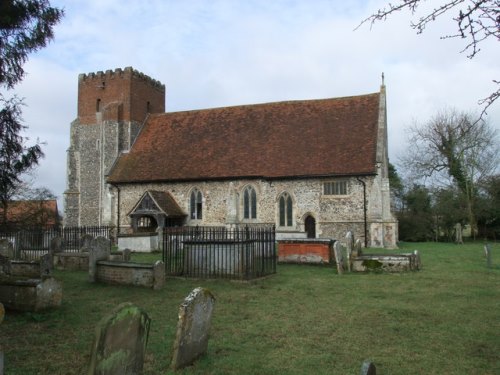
[1, 242, 499, 374]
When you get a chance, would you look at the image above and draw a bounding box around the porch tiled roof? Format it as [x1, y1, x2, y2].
[107, 92, 380, 183]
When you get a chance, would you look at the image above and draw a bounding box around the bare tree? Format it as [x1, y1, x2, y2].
[357, 0, 500, 115]
[400, 108, 499, 237]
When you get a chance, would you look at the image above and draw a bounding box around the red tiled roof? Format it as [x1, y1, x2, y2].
[0, 200, 59, 227]
[107, 93, 381, 184]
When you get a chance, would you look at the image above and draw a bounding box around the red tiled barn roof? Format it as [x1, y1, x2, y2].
[107, 92, 381, 184]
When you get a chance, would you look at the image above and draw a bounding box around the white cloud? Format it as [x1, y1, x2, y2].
[7, 0, 499, 210]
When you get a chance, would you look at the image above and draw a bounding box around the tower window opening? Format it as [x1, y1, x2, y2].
[96, 98, 101, 112]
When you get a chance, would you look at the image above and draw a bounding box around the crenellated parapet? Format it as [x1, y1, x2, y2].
[78, 67, 165, 92]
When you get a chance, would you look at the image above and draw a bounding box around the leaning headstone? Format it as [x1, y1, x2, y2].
[40, 253, 53, 278]
[484, 244, 492, 268]
[171, 287, 216, 370]
[88, 302, 151, 375]
[346, 231, 354, 271]
[455, 223, 463, 244]
[0, 239, 14, 259]
[49, 236, 64, 254]
[333, 241, 344, 275]
[360, 360, 376, 375]
[88, 237, 111, 283]
[80, 234, 94, 251]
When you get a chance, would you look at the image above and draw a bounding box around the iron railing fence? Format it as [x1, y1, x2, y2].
[0, 226, 114, 261]
[163, 225, 276, 280]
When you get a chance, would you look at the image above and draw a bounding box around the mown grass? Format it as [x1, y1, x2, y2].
[1, 242, 499, 374]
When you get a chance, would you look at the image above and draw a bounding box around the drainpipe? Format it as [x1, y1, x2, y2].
[357, 178, 368, 248]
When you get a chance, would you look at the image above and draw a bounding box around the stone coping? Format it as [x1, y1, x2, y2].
[183, 239, 254, 245]
[118, 232, 158, 238]
[97, 260, 154, 269]
[55, 252, 89, 257]
[0, 277, 42, 287]
[278, 238, 336, 244]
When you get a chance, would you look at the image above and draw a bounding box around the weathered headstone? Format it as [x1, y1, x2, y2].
[455, 223, 463, 244]
[354, 238, 363, 257]
[49, 236, 64, 254]
[413, 250, 422, 270]
[0, 239, 14, 259]
[346, 231, 354, 271]
[333, 241, 344, 275]
[171, 287, 216, 370]
[484, 244, 492, 268]
[0, 351, 3, 375]
[80, 234, 95, 251]
[0, 302, 4, 324]
[122, 248, 131, 262]
[0, 254, 11, 276]
[40, 253, 53, 278]
[153, 260, 165, 290]
[360, 360, 376, 375]
[88, 237, 111, 282]
[88, 302, 151, 375]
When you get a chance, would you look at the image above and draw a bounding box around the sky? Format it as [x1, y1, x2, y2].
[8, 0, 500, 211]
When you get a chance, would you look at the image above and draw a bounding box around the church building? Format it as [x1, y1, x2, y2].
[64, 67, 397, 248]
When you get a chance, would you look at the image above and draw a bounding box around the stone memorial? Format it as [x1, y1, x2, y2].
[346, 231, 354, 271]
[484, 244, 492, 268]
[360, 360, 376, 375]
[333, 241, 344, 275]
[40, 253, 53, 278]
[49, 236, 64, 254]
[80, 234, 95, 251]
[353, 239, 363, 257]
[171, 287, 216, 370]
[88, 237, 111, 282]
[455, 223, 463, 244]
[0, 239, 14, 259]
[88, 302, 151, 375]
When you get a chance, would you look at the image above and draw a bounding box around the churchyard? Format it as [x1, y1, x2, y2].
[0, 241, 499, 374]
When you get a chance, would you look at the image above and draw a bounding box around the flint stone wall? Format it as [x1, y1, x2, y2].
[0, 277, 62, 311]
[114, 177, 373, 243]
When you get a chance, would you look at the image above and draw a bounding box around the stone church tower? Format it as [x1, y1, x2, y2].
[64, 67, 165, 226]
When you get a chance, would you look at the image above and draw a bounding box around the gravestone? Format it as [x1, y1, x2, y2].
[50, 236, 64, 254]
[88, 237, 111, 282]
[360, 360, 376, 375]
[0, 239, 14, 259]
[333, 241, 344, 275]
[345, 231, 354, 271]
[88, 302, 151, 375]
[0, 254, 11, 276]
[413, 250, 422, 270]
[455, 223, 463, 244]
[353, 239, 363, 257]
[0, 302, 4, 324]
[484, 244, 492, 268]
[122, 248, 131, 262]
[171, 287, 216, 370]
[80, 234, 94, 251]
[0, 351, 3, 375]
[40, 253, 53, 278]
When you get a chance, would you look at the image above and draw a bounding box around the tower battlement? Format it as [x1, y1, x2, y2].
[79, 67, 165, 91]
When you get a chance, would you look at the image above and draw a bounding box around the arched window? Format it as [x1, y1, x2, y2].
[279, 192, 293, 227]
[243, 186, 257, 219]
[190, 189, 203, 220]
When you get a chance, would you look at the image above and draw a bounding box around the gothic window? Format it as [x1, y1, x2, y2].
[243, 186, 257, 219]
[190, 188, 203, 220]
[323, 181, 348, 195]
[279, 192, 293, 227]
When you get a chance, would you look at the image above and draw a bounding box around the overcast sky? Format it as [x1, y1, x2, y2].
[9, 0, 500, 211]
